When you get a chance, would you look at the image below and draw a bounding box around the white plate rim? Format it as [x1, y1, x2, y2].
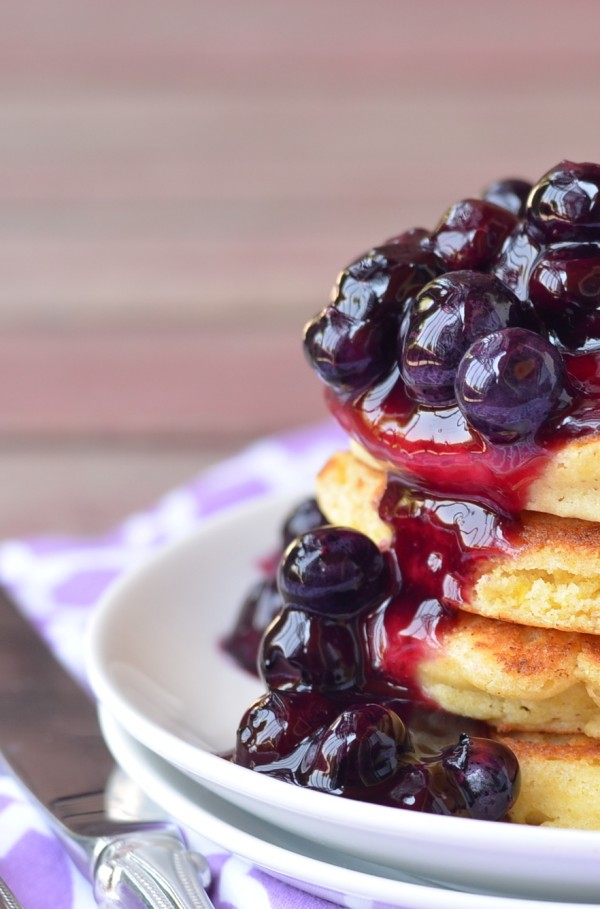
[99, 706, 600, 909]
[85, 489, 600, 899]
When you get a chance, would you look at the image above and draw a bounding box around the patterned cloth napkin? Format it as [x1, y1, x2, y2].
[0, 419, 378, 909]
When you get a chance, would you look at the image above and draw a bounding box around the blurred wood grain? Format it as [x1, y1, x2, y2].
[2, 0, 600, 535]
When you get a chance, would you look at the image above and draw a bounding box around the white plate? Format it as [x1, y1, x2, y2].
[100, 706, 600, 909]
[87, 491, 600, 902]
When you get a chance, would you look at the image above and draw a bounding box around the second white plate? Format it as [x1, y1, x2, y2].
[100, 706, 600, 909]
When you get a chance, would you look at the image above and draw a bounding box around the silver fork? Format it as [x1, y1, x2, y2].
[0, 877, 23, 909]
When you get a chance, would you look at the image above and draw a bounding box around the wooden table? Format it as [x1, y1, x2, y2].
[2, 0, 600, 537]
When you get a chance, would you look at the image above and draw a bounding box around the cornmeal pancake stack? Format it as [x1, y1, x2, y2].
[302, 161, 600, 828]
[315, 444, 600, 828]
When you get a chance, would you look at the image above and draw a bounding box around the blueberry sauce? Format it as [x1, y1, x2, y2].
[375, 479, 514, 690]
[228, 161, 600, 819]
[317, 163, 600, 517]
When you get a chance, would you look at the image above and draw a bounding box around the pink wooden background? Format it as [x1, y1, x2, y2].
[2, 0, 600, 535]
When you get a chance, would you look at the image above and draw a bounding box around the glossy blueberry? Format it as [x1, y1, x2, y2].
[383, 762, 432, 811]
[493, 223, 543, 302]
[401, 271, 531, 405]
[278, 526, 397, 617]
[431, 199, 518, 271]
[303, 293, 393, 396]
[222, 576, 282, 675]
[382, 227, 430, 246]
[482, 178, 532, 217]
[529, 243, 600, 352]
[440, 734, 520, 820]
[527, 160, 600, 241]
[303, 704, 406, 793]
[303, 237, 441, 396]
[455, 327, 569, 443]
[372, 232, 443, 304]
[259, 606, 365, 693]
[282, 497, 327, 548]
[235, 689, 334, 770]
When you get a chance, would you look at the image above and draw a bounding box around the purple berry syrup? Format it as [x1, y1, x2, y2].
[225, 160, 600, 820]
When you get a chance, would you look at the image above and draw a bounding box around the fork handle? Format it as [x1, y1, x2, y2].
[0, 878, 24, 909]
[94, 831, 215, 909]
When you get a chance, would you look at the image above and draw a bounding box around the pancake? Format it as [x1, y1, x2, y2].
[316, 445, 393, 548]
[525, 436, 600, 524]
[317, 448, 600, 635]
[497, 732, 600, 828]
[416, 612, 600, 739]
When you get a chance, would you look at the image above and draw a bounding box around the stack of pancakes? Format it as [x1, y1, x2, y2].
[315, 439, 600, 828]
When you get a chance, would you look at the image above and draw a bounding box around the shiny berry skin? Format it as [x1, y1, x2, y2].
[304, 704, 406, 794]
[235, 689, 334, 771]
[493, 223, 543, 302]
[303, 237, 441, 396]
[482, 178, 532, 217]
[529, 244, 600, 352]
[303, 272, 395, 395]
[260, 607, 365, 693]
[441, 734, 520, 820]
[282, 497, 327, 548]
[370, 233, 443, 303]
[455, 327, 569, 443]
[278, 526, 397, 617]
[222, 577, 282, 675]
[401, 271, 531, 405]
[527, 160, 600, 241]
[431, 199, 518, 271]
[384, 763, 432, 811]
[382, 227, 430, 246]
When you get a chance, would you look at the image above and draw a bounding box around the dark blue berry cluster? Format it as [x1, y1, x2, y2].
[233, 521, 520, 819]
[304, 161, 600, 445]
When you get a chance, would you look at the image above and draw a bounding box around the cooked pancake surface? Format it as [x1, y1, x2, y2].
[316, 449, 392, 547]
[416, 612, 600, 738]
[468, 514, 600, 634]
[497, 732, 600, 828]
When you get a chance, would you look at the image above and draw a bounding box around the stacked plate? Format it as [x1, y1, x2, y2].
[86, 492, 600, 909]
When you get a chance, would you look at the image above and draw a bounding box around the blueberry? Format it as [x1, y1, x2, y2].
[222, 576, 282, 675]
[431, 199, 518, 271]
[259, 606, 365, 693]
[303, 236, 441, 396]
[527, 160, 600, 241]
[441, 734, 520, 820]
[529, 243, 600, 352]
[455, 327, 569, 443]
[278, 526, 397, 617]
[303, 704, 406, 793]
[383, 762, 432, 811]
[482, 178, 532, 217]
[282, 497, 327, 548]
[382, 227, 430, 246]
[372, 233, 443, 306]
[401, 271, 531, 405]
[235, 689, 334, 770]
[493, 223, 543, 302]
[303, 292, 392, 396]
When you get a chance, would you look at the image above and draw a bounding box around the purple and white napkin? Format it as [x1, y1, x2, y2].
[0, 420, 373, 909]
